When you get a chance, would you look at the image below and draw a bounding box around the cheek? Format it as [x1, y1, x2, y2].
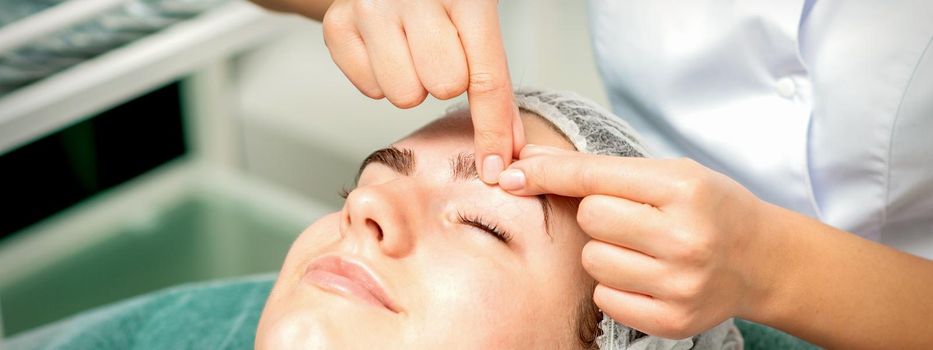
[279, 214, 342, 278]
[258, 214, 342, 346]
[412, 249, 542, 347]
[266, 213, 342, 301]
[259, 212, 406, 349]
[257, 289, 395, 350]
[256, 297, 330, 350]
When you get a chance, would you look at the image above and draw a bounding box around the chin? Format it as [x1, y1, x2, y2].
[257, 289, 398, 350]
[256, 310, 338, 350]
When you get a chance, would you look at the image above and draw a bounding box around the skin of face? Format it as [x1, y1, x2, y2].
[255, 110, 594, 349]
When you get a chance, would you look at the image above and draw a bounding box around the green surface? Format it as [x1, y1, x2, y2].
[7, 275, 275, 350]
[6, 278, 822, 350]
[735, 319, 821, 349]
[0, 192, 307, 336]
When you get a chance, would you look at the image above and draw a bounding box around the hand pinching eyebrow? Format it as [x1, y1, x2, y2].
[501, 146, 767, 338]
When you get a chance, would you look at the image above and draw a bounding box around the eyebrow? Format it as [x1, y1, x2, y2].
[356, 147, 415, 182]
[356, 147, 553, 238]
[449, 152, 477, 181]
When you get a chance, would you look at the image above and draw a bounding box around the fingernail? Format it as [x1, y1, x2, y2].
[482, 155, 504, 184]
[498, 169, 526, 191]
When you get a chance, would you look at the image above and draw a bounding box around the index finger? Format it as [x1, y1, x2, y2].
[449, 0, 525, 184]
[499, 151, 683, 205]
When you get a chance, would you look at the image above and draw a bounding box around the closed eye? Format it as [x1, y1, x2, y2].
[457, 212, 513, 243]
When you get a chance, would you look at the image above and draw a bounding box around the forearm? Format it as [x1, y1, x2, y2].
[742, 203, 933, 349]
[250, 0, 334, 21]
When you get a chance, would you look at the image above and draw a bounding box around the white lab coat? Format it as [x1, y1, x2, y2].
[589, 0, 933, 258]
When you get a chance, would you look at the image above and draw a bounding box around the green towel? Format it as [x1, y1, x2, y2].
[7, 274, 274, 350]
[734, 319, 821, 350]
[7, 275, 820, 349]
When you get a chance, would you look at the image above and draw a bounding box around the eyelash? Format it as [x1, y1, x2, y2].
[338, 186, 352, 199]
[340, 189, 512, 244]
[457, 211, 513, 243]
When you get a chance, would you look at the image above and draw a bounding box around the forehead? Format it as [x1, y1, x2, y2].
[401, 108, 576, 153]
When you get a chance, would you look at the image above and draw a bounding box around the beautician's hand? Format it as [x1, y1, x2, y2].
[321, 0, 525, 183]
[497, 145, 772, 338]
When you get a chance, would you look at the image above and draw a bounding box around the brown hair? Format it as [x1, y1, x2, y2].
[576, 281, 603, 349]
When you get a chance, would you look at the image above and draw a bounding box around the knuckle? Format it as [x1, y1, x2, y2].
[474, 127, 511, 150]
[426, 79, 468, 100]
[672, 177, 705, 201]
[323, 29, 360, 52]
[468, 71, 507, 95]
[657, 309, 697, 339]
[321, 21, 336, 47]
[670, 158, 712, 198]
[522, 160, 549, 190]
[673, 235, 713, 264]
[321, 3, 345, 29]
[351, 0, 382, 17]
[321, 19, 349, 50]
[386, 88, 427, 109]
[578, 164, 600, 195]
[670, 276, 705, 301]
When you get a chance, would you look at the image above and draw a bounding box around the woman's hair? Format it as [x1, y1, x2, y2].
[576, 280, 603, 349]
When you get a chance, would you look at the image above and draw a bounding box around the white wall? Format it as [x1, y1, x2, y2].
[233, 1, 606, 207]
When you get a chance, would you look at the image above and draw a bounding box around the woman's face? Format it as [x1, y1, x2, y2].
[256, 111, 593, 349]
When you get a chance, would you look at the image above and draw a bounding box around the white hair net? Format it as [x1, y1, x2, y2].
[512, 88, 744, 350]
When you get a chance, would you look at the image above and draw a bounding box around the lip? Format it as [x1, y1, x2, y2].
[303, 255, 400, 313]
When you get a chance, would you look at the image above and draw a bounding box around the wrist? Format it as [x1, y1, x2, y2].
[734, 201, 805, 325]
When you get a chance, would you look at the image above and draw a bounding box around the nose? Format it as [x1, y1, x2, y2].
[340, 184, 414, 257]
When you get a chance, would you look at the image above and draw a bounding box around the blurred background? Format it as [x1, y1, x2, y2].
[0, 0, 606, 338]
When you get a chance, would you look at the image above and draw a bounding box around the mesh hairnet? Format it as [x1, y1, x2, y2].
[512, 88, 744, 350]
[513, 88, 650, 158]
